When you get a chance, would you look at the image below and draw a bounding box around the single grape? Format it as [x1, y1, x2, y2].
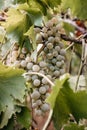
[47, 30, 53, 36]
[41, 32, 48, 39]
[33, 79, 40, 87]
[25, 56, 31, 62]
[49, 65, 55, 71]
[41, 103, 50, 112]
[19, 53, 25, 59]
[55, 45, 60, 52]
[21, 47, 27, 54]
[48, 36, 54, 43]
[32, 103, 37, 108]
[39, 61, 47, 68]
[53, 70, 60, 77]
[45, 21, 53, 28]
[36, 34, 42, 43]
[32, 75, 38, 81]
[60, 49, 66, 56]
[58, 42, 64, 48]
[27, 62, 33, 70]
[35, 109, 43, 116]
[32, 65, 40, 72]
[36, 100, 42, 106]
[52, 58, 57, 64]
[57, 55, 64, 61]
[42, 78, 48, 84]
[20, 60, 27, 68]
[39, 86, 46, 94]
[42, 27, 48, 33]
[56, 61, 62, 67]
[45, 93, 50, 98]
[53, 50, 58, 57]
[34, 27, 41, 33]
[47, 53, 53, 59]
[47, 42, 53, 50]
[31, 90, 40, 100]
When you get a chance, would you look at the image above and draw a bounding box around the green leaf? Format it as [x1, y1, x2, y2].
[24, 25, 36, 49]
[45, 0, 61, 8]
[47, 75, 87, 130]
[0, 63, 26, 128]
[46, 74, 70, 109]
[17, 107, 31, 129]
[63, 23, 75, 35]
[1, 8, 31, 45]
[64, 123, 84, 130]
[61, 0, 87, 20]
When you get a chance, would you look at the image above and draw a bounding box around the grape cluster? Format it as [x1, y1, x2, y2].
[5, 17, 66, 116]
[35, 17, 66, 79]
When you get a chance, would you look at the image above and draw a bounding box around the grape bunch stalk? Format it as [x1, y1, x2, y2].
[5, 16, 66, 116]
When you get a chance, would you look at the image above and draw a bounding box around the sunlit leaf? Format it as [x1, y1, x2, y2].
[64, 123, 84, 130]
[0, 63, 26, 128]
[61, 0, 87, 20]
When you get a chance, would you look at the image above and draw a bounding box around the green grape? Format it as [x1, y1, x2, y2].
[42, 77, 48, 84]
[53, 70, 60, 77]
[53, 50, 58, 57]
[49, 65, 55, 71]
[52, 58, 57, 64]
[31, 90, 40, 100]
[47, 53, 53, 59]
[34, 27, 41, 33]
[60, 49, 66, 56]
[33, 79, 40, 87]
[27, 62, 33, 70]
[48, 36, 54, 43]
[55, 45, 60, 52]
[41, 103, 50, 112]
[36, 100, 42, 106]
[47, 42, 53, 50]
[31, 75, 38, 81]
[32, 65, 40, 72]
[39, 86, 46, 94]
[20, 60, 27, 68]
[35, 109, 43, 116]
[60, 69, 65, 75]
[56, 61, 62, 67]
[39, 61, 47, 68]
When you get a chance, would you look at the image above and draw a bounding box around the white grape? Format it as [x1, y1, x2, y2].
[32, 103, 37, 108]
[48, 37, 54, 43]
[41, 103, 50, 112]
[20, 60, 27, 68]
[31, 90, 40, 100]
[56, 61, 62, 67]
[47, 42, 53, 50]
[33, 79, 40, 86]
[42, 78, 48, 84]
[52, 58, 57, 64]
[55, 46, 60, 52]
[53, 70, 60, 77]
[32, 65, 40, 72]
[54, 37, 60, 42]
[47, 53, 53, 59]
[34, 27, 41, 33]
[36, 100, 42, 106]
[27, 62, 33, 70]
[32, 75, 38, 81]
[43, 85, 50, 91]
[60, 49, 66, 55]
[39, 87, 46, 94]
[53, 50, 58, 57]
[25, 56, 31, 62]
[39, 61, 47, 68]
[35, 109, 43, 116]
[21, 47, 27, 54]
[49, 65, 55, 71]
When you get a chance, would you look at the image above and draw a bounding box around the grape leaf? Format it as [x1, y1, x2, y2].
[1, 8, 31, 45]
[0, 63, 26, 128]
[61, 0, 87, 20]
[45, 0, 61, 8]
[47, 75, 87, 130]
[64, 123, 84, 130]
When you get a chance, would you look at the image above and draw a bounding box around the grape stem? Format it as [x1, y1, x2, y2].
[23, 72, 54, 86]
[75, 39, 86, 91]
[42, 109, 53, 130]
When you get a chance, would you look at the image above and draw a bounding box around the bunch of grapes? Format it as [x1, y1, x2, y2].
[5, 16, 66, 116]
